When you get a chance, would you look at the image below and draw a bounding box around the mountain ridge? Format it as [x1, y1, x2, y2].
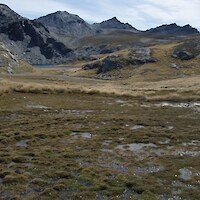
[0, 3, 199, 69]
[145, 23, 198, 35]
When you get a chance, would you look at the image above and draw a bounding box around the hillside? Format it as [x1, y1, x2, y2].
[0, 41, 32, 74]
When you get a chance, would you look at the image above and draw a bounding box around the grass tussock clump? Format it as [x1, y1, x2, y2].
[0, 80, 68, 95]
[0, 79, 125, 98]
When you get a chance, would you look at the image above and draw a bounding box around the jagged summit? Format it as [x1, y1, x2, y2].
[35, 11, 94, 37]
[95, 17, 138, 31]
[145, 23, 199, 35]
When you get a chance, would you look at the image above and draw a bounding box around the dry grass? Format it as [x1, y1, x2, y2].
[1, 73, 200, 101]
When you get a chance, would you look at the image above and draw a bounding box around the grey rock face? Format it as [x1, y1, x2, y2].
[35, 11, 94, 38]
[0, 20, 73, 64]
[0, 4, 23, 29]
[0, 5, 73, 64]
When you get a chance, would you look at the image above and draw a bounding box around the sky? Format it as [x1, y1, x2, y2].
[1, 0, 200, 30]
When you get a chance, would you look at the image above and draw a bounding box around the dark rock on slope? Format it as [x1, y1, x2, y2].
[35, 11, 95, 38]
[146, 23, 198, 36]
[172, 38, 200, 60]
[83, 48, 156, 73]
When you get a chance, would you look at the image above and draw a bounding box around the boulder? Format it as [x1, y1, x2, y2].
[98, 55, 121, 73]
[172, 50, 194, 60]
[172, 39, 200, 60]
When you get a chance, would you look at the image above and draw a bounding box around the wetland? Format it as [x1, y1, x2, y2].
[0, 92, 200, 199]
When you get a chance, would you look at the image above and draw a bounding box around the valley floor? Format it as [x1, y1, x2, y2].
[0, 4, 200, 199]
[0, 71, 200, 199]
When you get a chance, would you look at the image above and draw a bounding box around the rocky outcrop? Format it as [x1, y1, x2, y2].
[35, 11, 95, 38]
[145, 23, 198, 36]
[0, 41, 31, 74]
[172, 39, 200, 60]
[83, 48, 156, 73]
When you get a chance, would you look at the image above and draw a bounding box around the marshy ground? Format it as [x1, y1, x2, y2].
[0, 91, 200, 199]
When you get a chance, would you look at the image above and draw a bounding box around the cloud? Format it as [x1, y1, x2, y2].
[1, 0, 199, 30]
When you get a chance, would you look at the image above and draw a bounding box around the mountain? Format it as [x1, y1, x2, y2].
[0, 4, 23, 29]
[94, 17, 139, 32]
[0, 4, 199, 67]
[35, 11, 95, 38]
[145, 23, 199, 35]
[0, 4, 73, 64]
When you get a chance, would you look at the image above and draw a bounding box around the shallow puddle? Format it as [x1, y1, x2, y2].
[134, 166, 164, 174]
[172, 180, 197, 190]
[116, 143, 157, 151]
[70, 132, 94, 139]
[27, 105, 49, 109]
[179, 168, 193, 180]
[182, 140, 200, 146]
[16, 139, 29, 148]
[142, 102, 200, 109]
[131, 125, 145, 130]
[101, 149, 114, 153]
[155, 102, 200, 108]
[24, 163, 33, 167]
[158, 139, 170, 144]
[175, 149, 200, 157]
[115, 99, 133, 107]
[102, 140, 112, 146]
[160, 194, 182, 200]
[61, 109, 93, 115]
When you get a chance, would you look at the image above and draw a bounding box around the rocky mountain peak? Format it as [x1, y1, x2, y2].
[146, 23, 199, 35]
[109, 17, 119, 22]
[98, 17, 136, 30]
[0, 4, 24, 29]
[35, 11, 93, 37]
